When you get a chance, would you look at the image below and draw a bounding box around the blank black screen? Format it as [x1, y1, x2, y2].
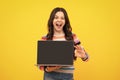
[37, 41, 74, 66]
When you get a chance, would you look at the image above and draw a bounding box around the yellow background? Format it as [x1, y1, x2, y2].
[0, 0, 120, 80]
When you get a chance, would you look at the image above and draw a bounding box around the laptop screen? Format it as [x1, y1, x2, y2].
[37, 40, 74, 66]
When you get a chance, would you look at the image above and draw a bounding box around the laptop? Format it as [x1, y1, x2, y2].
[37, 40, 74, 66]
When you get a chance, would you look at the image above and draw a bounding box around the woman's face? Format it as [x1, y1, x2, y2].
[53, 11, 65, 32]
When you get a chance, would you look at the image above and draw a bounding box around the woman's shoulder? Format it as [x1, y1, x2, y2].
[72, 33, 78, 39]
[41, 35, 47, 40]
[72, 33, 81, 45]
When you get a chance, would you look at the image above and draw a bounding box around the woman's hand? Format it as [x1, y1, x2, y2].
[74, 45, 87, 58]
[45, 66, 62, 72]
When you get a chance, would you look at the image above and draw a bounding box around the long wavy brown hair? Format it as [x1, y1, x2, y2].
[46, 7, 77, 60]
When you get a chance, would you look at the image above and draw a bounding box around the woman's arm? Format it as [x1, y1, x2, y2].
[44, 66, 62, 72]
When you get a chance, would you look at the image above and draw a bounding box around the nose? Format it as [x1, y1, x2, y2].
[57, 18, 61, 21]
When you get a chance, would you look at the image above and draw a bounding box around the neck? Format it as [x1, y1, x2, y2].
[54, 30, 65, 36]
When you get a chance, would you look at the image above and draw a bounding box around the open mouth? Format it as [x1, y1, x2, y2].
[56, 22, 62, 28]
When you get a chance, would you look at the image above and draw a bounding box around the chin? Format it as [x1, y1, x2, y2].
[54, 28, 62, 31]
[56, 30, 63, 32]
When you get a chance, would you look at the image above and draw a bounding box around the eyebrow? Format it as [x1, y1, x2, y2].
[55, 15, 58, 17]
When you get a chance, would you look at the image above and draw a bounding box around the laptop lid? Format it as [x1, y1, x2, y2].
[37, 40, 74, 66]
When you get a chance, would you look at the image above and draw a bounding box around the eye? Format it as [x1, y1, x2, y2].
[54, 16, 58, 19]
[61, 17, 65, 20]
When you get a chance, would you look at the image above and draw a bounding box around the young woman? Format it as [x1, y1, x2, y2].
[39, 7, 89, 80]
